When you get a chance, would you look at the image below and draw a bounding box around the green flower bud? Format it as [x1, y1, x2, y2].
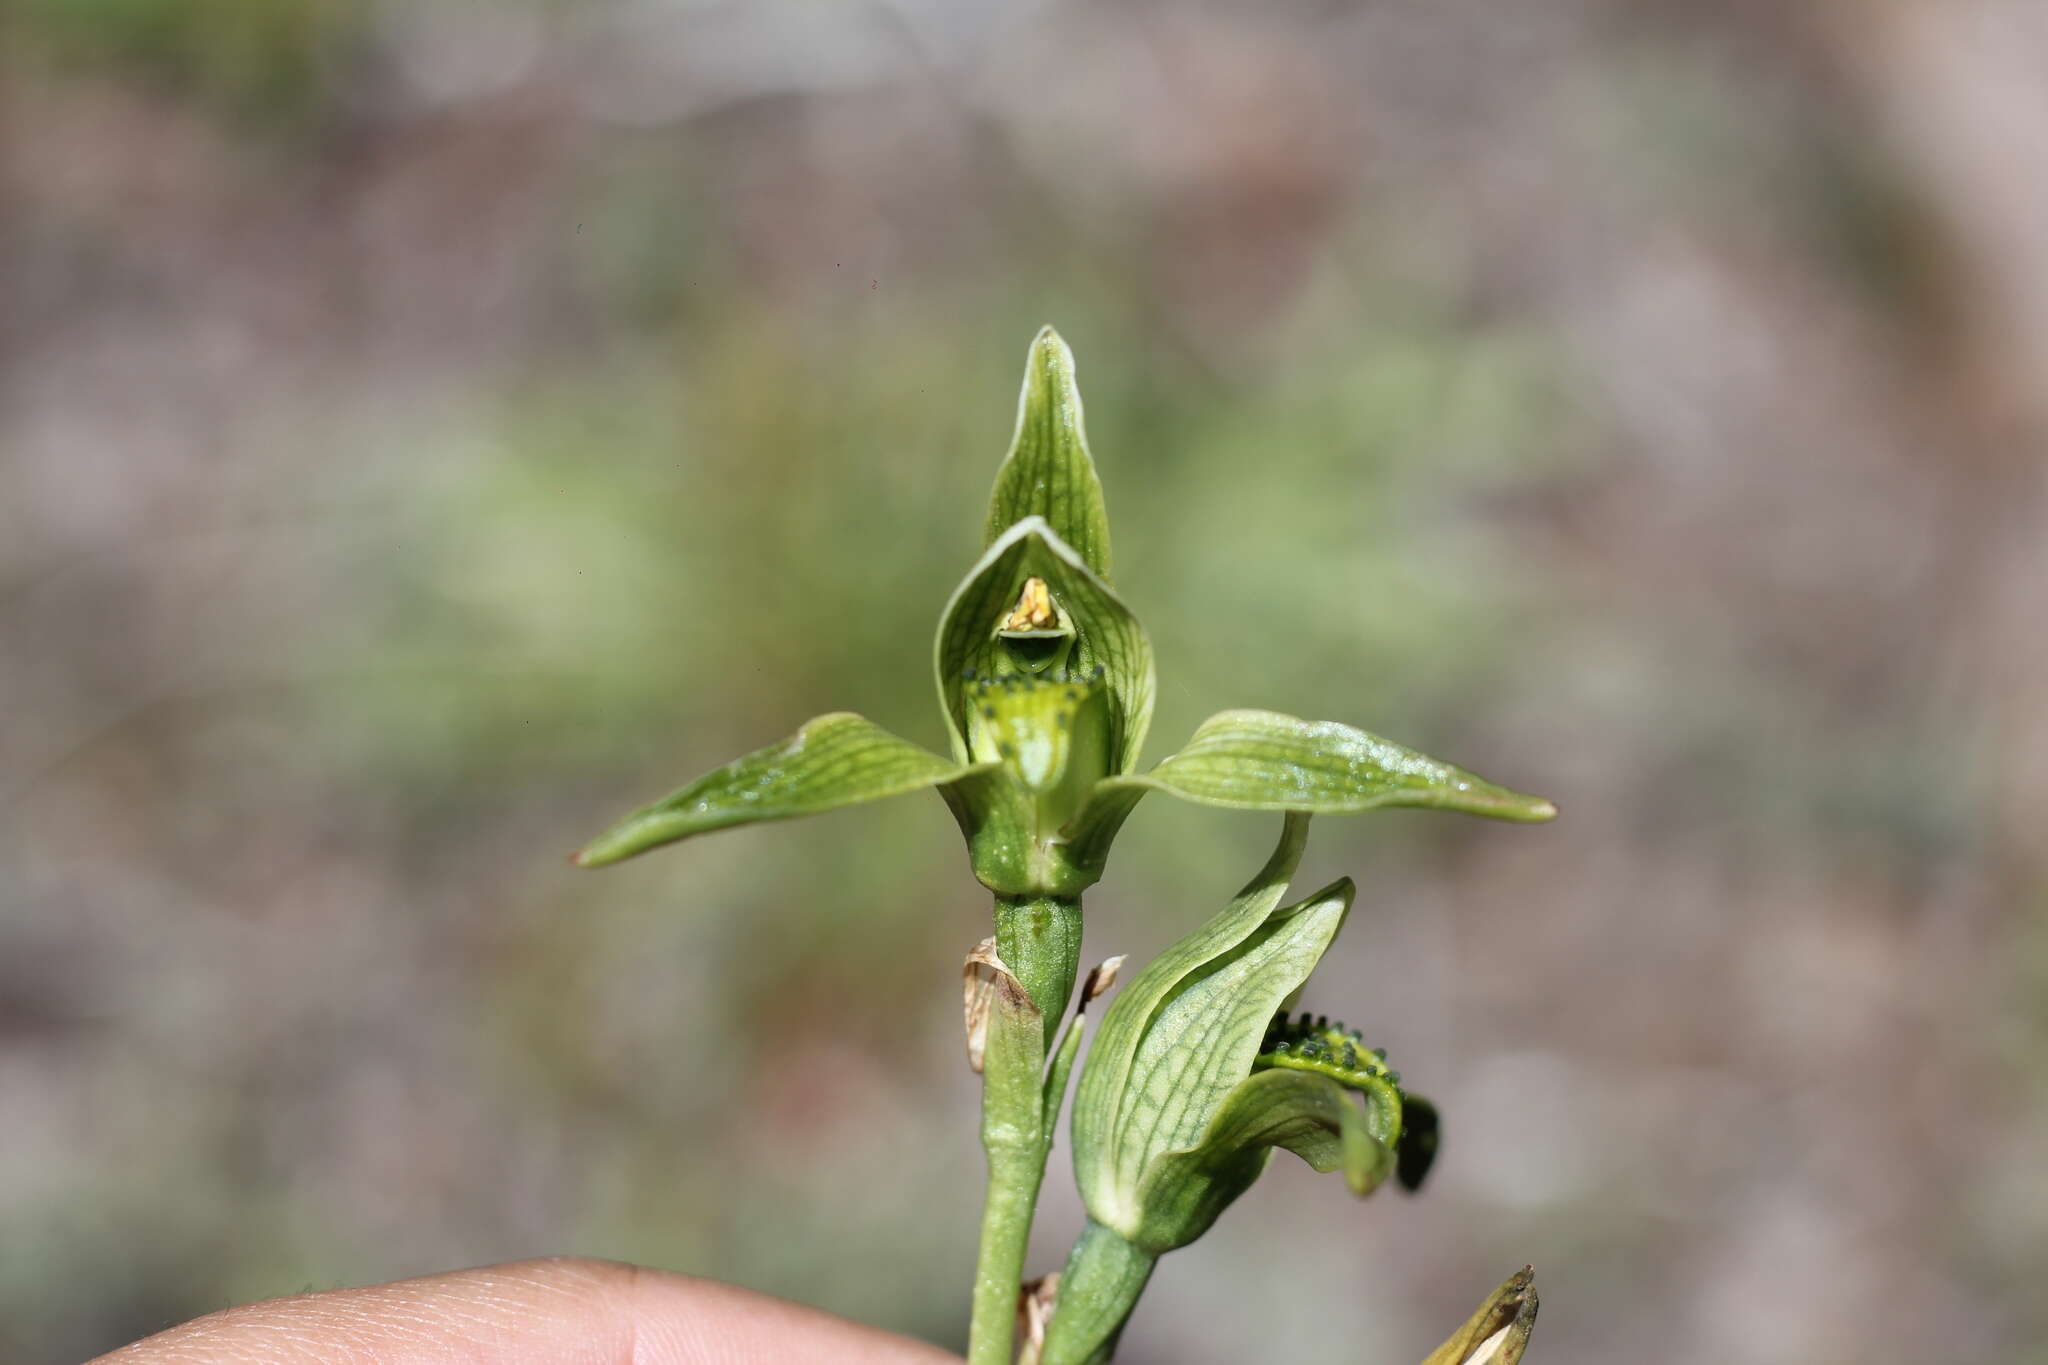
[1041, 815, 1433, 1364]
[1070, 814, 1403, 1254]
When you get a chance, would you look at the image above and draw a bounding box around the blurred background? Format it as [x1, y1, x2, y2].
[5, 1, 2047, 1361]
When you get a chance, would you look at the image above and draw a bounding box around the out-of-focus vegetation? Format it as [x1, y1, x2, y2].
[11, 0, 359, 123]
[4, 3, 2047, 1363]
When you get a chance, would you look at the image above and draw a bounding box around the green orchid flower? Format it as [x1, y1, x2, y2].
[1038, 813, 1437, 1365]
[575, 327, 1552, 1017]
[572, 326, 1554, 1365]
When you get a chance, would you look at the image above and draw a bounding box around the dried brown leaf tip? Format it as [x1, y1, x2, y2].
[962, 937, 1034, 1073]
[1014, 1272, 1060, 1365]
[1423, 1267, 1537, 1365]
[1081, 954, 1126, 1004]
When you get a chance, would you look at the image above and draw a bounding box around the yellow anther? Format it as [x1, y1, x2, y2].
[1001, 577, 1059, 632]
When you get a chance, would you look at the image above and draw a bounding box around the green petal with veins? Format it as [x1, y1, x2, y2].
[934, 517, 1154, 774]
[984, 326, 1113, 581]
[1071, 815, 1331, 1237]
[1083, 708, 1556, 825]
[1130, 1066, 1396, 1253]
[573, 713, 986, 867]
[1111, 876, 1353, 1179]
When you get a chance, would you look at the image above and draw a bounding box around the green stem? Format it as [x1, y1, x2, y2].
[967, 895, 1082, 1365]
[969, 1125, 1043, 1365]
[1038, 1220, 1158, 1365]
[994, 894, 1082, 1047]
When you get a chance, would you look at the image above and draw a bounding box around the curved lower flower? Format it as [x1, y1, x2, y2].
[1041, 815, 1440, 1364]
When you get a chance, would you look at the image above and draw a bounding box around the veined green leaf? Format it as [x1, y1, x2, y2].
[1090, 709, 1557, 823]
[984, 327, 1113, 581]
[573, 713, 985, 867]
[934, 517, 1154, 774]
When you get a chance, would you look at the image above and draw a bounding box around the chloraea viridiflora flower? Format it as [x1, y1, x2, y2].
[574, 326, 1554, 1022]
[572, 326, 1556, 1365]
[1036, 813, 1438, 1364]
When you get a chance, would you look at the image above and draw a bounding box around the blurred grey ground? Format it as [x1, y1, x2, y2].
[4, 1, 2047, 1361]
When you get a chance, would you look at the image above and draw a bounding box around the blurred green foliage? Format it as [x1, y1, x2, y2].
[12, 0, 359, 123]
